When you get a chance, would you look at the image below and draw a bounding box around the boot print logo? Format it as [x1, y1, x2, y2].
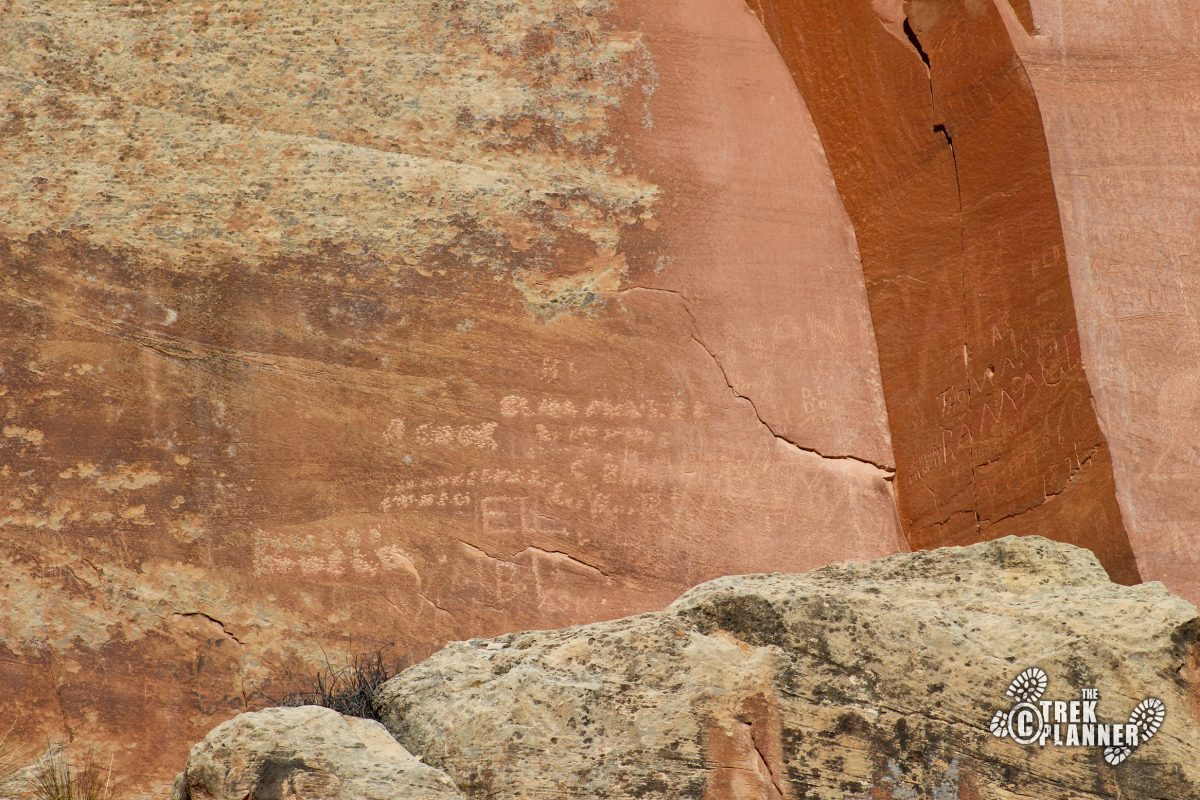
[988, 667, 1165, 765]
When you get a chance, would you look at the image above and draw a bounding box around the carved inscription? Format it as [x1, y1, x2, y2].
[253, 526, 420, 580]
[903, 324, 1093, 510]
[377, 391, 692, 547]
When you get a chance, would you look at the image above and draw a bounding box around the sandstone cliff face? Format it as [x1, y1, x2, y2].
[0, 0, 901, 792]
[744, 0, 1140, 583]
[169, 538, 1200, 800]
[1006, 0, 1200, 606]
[3, 0, 1198, 794]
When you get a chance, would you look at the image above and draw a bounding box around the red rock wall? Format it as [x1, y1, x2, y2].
[1007, 0, 1200, 605]
[0, 1, 902, 792]
[2, 0, 1196, 793]
[744, 0, 1141, 583]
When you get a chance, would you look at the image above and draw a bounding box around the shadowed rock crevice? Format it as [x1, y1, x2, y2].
[903, 17, 932, 68]
[742, 0, 1140, 583]
[171, 612, 246, 647]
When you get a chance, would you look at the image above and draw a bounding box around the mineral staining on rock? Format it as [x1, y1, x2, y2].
[743, 0, 1141, 583]
[0, 0, 903, 792]
[0, 0, 658, 302]
[172, 538, 1200, 800]
[1007, 0, 1200, 606]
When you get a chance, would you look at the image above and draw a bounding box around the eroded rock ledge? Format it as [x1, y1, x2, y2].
[168, 537, 1200, 799]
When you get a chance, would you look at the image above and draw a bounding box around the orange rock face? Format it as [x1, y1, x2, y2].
[0, 1, 901, 793]
[745, 0, 1139, 583]
[1, 0, 1195, 793]
[1008, 0, 1200, 605]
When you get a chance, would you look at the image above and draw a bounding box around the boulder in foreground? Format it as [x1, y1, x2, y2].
[170, 706, 462, 800]
[177, 537, 1200, 799]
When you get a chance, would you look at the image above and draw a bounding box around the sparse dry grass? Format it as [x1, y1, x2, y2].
[29, 748, 114, 800]
[273, 646, 406, 721]
[0, 725, 29, 796]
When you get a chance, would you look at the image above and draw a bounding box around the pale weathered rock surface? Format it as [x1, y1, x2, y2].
[5, 0, 1200, 794]
[0, 0, 902, 793]
[171, 706, 462, 800]
[375, 537, 1200, 799]
[1004, 0, 1200, 607]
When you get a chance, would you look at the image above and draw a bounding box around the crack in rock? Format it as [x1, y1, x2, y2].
[620, 287, 896, 477]
[455, 538, 612, 580]
[172, 611, 246, 646]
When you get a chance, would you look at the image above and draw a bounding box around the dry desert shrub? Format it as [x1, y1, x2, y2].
[0, 725, 29, 797]
[29, 748, 114, 800]
[273, 646, 407, 722]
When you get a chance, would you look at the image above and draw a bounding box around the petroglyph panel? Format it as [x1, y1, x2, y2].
[0, 0, 902, 793]
[745, 0, 1139, 583]
[1013, 0, 1200, 603]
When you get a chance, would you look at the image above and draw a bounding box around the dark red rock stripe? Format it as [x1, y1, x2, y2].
[744, 0, 1140, 583]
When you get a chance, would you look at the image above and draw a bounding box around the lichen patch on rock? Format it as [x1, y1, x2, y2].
[171, 538, 1200, 799]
